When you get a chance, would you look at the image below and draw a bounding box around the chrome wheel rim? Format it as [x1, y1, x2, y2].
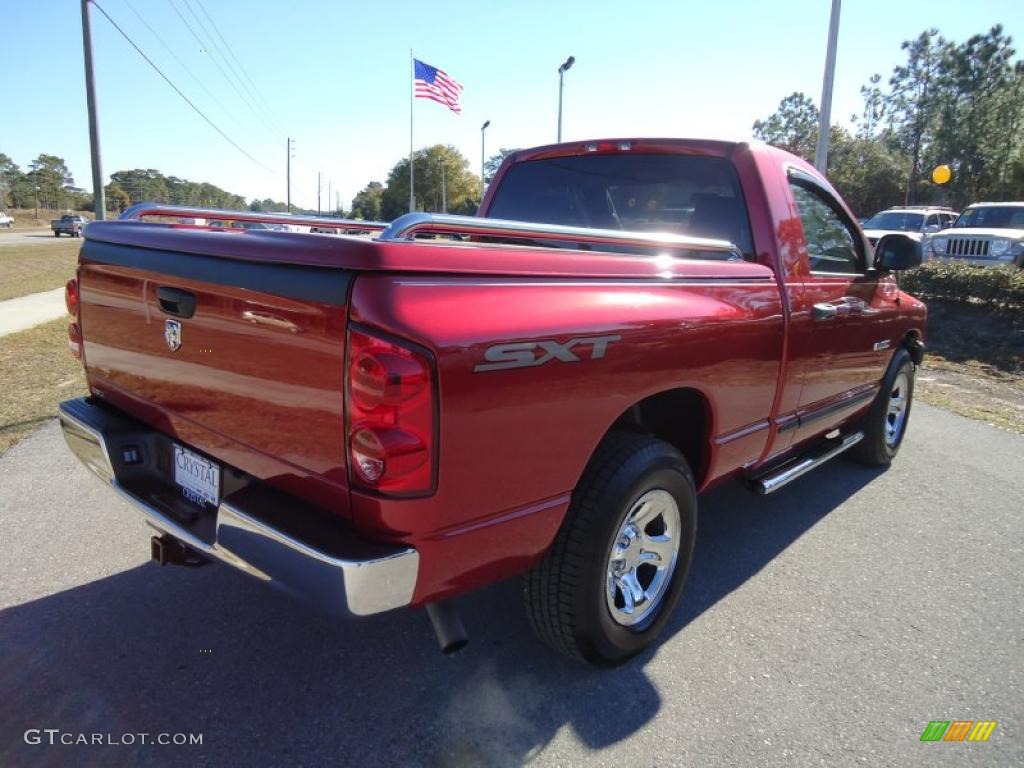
[605, 489, 681, 627]
[885, 372, 909, 447]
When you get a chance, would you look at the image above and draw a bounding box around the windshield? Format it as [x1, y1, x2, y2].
[486, 153, 753, 258]
[953, 206, 1024, 229]
[862, 211, 924, 232]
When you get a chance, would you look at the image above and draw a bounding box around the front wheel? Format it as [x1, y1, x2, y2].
[524, 433, 697, 666]
[850, 348, 915, 467]
[53, 231, 60, 237]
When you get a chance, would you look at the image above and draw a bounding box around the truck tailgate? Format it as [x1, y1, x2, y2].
[78, 234, 353, 516]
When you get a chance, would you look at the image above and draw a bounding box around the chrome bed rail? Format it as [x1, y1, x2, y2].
[118, 205, 742, 259]
[120, 202, 388, 232]
[377, 212, 742, 259]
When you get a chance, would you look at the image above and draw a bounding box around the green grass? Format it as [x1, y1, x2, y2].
[0, 239, 80, 301]
[0, 318, 87, 454]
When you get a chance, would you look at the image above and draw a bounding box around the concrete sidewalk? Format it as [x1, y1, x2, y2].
[0, 288, 66, 338]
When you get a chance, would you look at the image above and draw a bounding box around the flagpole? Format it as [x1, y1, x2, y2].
[409, 49, 415, 213]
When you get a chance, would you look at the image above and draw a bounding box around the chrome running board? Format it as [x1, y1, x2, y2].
[749, 432, 864, 495]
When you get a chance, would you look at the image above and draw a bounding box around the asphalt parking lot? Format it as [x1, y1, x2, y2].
[1, 402, 1021, 767]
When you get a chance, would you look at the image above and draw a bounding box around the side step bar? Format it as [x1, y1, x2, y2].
[748, 432, 864, 495]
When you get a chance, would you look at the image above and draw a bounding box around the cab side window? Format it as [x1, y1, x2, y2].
[926, 214, 939, 229]
[788, 182, 862, 274]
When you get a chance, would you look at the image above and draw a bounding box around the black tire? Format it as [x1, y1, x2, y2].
[53, 231, 60, 237]
[524, 433, 697, 666]
[850, 348, 915, 467]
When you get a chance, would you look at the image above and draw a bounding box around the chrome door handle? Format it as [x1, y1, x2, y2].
[812, 303, 838, 321]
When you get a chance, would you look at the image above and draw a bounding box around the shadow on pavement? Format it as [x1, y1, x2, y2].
[0, 461, 882, 767]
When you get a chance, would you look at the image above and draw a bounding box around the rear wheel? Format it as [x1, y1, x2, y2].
[850, 348, 915, 467]
[53, 231, 59, 237]
[524, 433, 697, 666]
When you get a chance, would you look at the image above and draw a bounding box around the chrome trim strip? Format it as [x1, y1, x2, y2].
[58, 399, 419, 617]
[119, 202, 388, 232]
[753, 432, 864, 495]
[797, 387, 876, 427]
[714, 419, 770, 446]
[377, 212, 743, 259]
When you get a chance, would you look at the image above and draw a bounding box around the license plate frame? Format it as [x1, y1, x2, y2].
[173, 444, 221, 508]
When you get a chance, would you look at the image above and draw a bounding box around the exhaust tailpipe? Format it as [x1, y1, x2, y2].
[425, 601, 468, 654]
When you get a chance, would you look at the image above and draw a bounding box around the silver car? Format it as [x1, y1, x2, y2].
[861, 206, 957, 247]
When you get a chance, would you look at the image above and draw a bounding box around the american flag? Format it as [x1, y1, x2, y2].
[414, 59, 463, 114]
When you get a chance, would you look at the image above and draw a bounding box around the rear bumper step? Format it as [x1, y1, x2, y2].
[748, 431, 864, 495]
[58, 397, 419, 617]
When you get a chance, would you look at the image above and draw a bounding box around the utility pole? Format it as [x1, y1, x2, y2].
[286, 137, 293, 212]
[317, 172, 321, 215]
[328, 180, 332, 215]
[81, 0, 105, 219]
[814, 0, 841, 173]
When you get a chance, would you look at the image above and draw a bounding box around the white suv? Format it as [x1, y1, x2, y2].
[0, 211, 13, 229]
[861, 206, 957, 246]
[928, 202, 1024, 267]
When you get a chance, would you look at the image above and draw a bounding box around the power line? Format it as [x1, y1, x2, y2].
[175, 0, 280, 138]
[118, 0, 243, 131]
[89, 1, 278, 174]
[192, 0, 287, 135]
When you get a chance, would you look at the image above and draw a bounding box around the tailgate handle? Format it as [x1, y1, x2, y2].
[157, 287, 196, 318]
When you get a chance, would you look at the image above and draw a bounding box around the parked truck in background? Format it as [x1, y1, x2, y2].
[0, 211, 14, 229]
[58, 138, 926, 665]
[51, 214, 87, 237]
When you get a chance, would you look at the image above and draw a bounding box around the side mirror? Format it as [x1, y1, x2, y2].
[874, 233, 922, 271]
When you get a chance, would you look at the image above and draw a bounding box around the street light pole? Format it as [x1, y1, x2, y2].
[557, 56, 575, 143]
[317, 172, 321, 215]
[81, 0, 105, 219]
[480, 120, 490, 200]
[286, 137, 293, 212]
[814, 0, 841, 173]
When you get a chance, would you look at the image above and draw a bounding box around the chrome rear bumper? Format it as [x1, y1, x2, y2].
[58, 397, 419, 617]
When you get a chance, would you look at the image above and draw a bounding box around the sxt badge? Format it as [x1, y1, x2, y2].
[474, 334, 621, 373]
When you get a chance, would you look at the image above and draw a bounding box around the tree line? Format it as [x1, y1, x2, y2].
[754, 25, 1024, 215]
[0, 154, 272, 215]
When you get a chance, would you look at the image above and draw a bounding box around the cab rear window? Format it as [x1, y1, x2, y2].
[486, 154, 753, 259]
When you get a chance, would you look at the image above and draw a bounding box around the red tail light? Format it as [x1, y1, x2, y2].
[346, 327, 436, 495]
[65, 278, 79, 317]
[66, 277, 82, 360]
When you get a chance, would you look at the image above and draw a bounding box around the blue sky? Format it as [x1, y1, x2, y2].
[2, 0, 1021, 210]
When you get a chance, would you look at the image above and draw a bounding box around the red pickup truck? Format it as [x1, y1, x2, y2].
[59, 138, 926, 665]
